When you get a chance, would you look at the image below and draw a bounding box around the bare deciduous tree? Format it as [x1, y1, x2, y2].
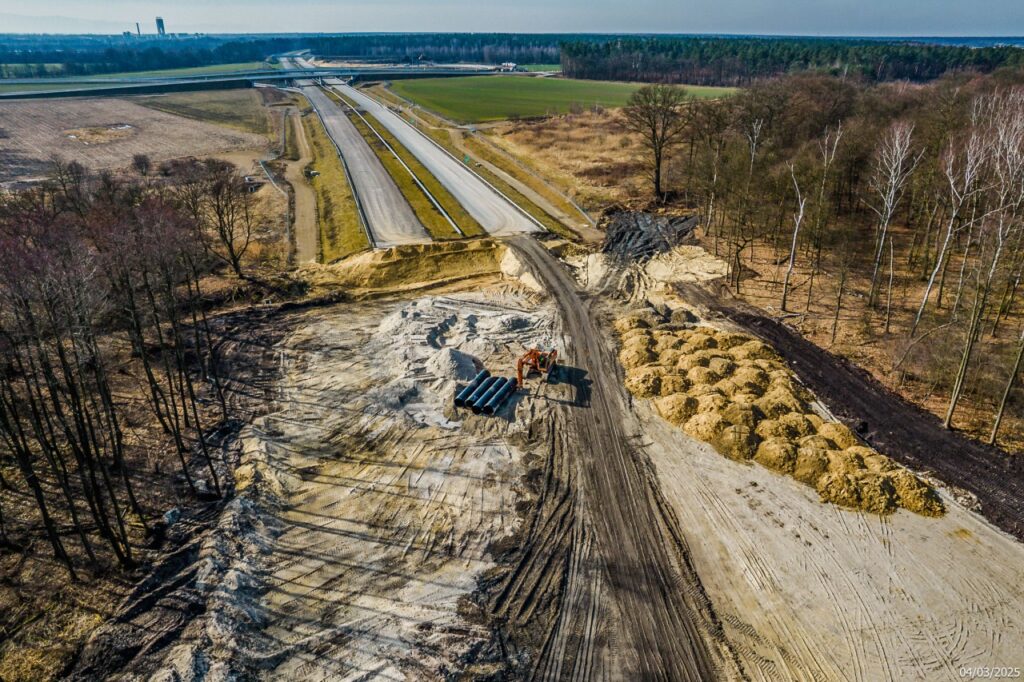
[623, 85, 690, 199]
[867, 121, 920, 305]
[781, 164, 807, 312]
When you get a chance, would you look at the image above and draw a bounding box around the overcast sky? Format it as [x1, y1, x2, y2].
[1, 0, 1022, 36]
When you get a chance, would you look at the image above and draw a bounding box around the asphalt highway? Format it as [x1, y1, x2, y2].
[326, 79, 539, 236]
[300, 83, 429, 248]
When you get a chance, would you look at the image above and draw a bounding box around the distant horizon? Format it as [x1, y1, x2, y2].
[0, 0, 1021, 37]
[1, 30, 1023, 40]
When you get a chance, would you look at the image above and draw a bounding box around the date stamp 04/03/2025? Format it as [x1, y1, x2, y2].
[959, 668, 1022, 679]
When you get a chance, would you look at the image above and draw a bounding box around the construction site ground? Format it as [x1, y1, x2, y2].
[62, 232, 1024, 681]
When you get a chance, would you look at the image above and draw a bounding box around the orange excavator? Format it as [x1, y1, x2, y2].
[517, 348, 558, 385]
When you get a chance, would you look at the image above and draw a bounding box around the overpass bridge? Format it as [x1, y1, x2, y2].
[0, 66, 496, 99]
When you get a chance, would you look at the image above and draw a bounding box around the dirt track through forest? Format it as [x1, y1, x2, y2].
[507, 236, 736, 680]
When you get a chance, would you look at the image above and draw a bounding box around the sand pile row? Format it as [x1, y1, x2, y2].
[615, 315, 943, 516]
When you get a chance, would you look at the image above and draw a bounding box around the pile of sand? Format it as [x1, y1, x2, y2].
[644, 245, 729, 285]
[302, 239, 506, 292]
[426, 347, 478, 381]
[618, 320, 944, 517]
[64, 123, 136, 145]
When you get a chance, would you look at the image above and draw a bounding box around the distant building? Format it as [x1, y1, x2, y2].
[499, 62, 520, 72]
[156, 17, 165, 36]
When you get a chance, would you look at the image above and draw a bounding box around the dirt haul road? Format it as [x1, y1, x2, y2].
[328, 80, 540, 237]
[285, 111, 318, 263]
[301, 83, 430, 247]
[505, 236, 738, 680]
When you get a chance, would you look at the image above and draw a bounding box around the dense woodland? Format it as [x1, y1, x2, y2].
[563, 37, 1024, 86]
[630, 69, 1024, 442]
[0, 160, 262, 577]
[5, 33, 1024, 83]
[0, 33, 567, 77]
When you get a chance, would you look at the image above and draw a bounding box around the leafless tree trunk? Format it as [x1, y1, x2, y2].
[781, 165, 807, 312]
[867, 121, 921, 305]
[912, 128, 990, 336]
[990, 327, 1024, 444]
[623, 85, 690, 199]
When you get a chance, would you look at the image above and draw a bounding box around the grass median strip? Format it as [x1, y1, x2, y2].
[325, 88, 483, 240]
[301, 109, 369, 262]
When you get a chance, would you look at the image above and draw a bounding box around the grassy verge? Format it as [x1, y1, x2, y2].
[325, 88, 479, 240]
[0, 83, 103, 94]
[472, 162, 577, 239]
[93, 62, 269, 79]
[522, 64, 562, 72]
[301, 111, 369, 261]
[284, 113, 301, 161]
[135, 89, 271, 135]
[463, 133, 583, 222]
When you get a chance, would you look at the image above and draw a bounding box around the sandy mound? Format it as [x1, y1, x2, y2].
[614, 315, 651, 334]
[793, 446, 830, 485]
[303, 239, 506, 291]
[817, 422, 860, 449]
[654, 394, 699, 424]
[684, 412, 726, 440]
[659, 374, 690, 396]
[755, 438, 797, 473]
[616, 319, 944, 517]
[426, 347, 478, 381]
[644, 245, 729, 284]
[625, 366, 663, 398]
[714, 425, 758, 461]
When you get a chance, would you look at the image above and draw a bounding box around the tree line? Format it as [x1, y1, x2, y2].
[6, 33, 1021, 83]
[0, 33, 569, 78]
[624, 69, 1024, 444]
[563, 37, 1024, 86]
[0, 158, 260, 578]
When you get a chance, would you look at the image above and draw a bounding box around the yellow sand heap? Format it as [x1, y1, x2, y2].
[302, 239, 506, 292]
[617, 320, 944, 517]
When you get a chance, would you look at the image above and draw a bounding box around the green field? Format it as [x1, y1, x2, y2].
[301, 111, 369, 262]
[391, 76, 735, 123]
[522, 64, 562, 72]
